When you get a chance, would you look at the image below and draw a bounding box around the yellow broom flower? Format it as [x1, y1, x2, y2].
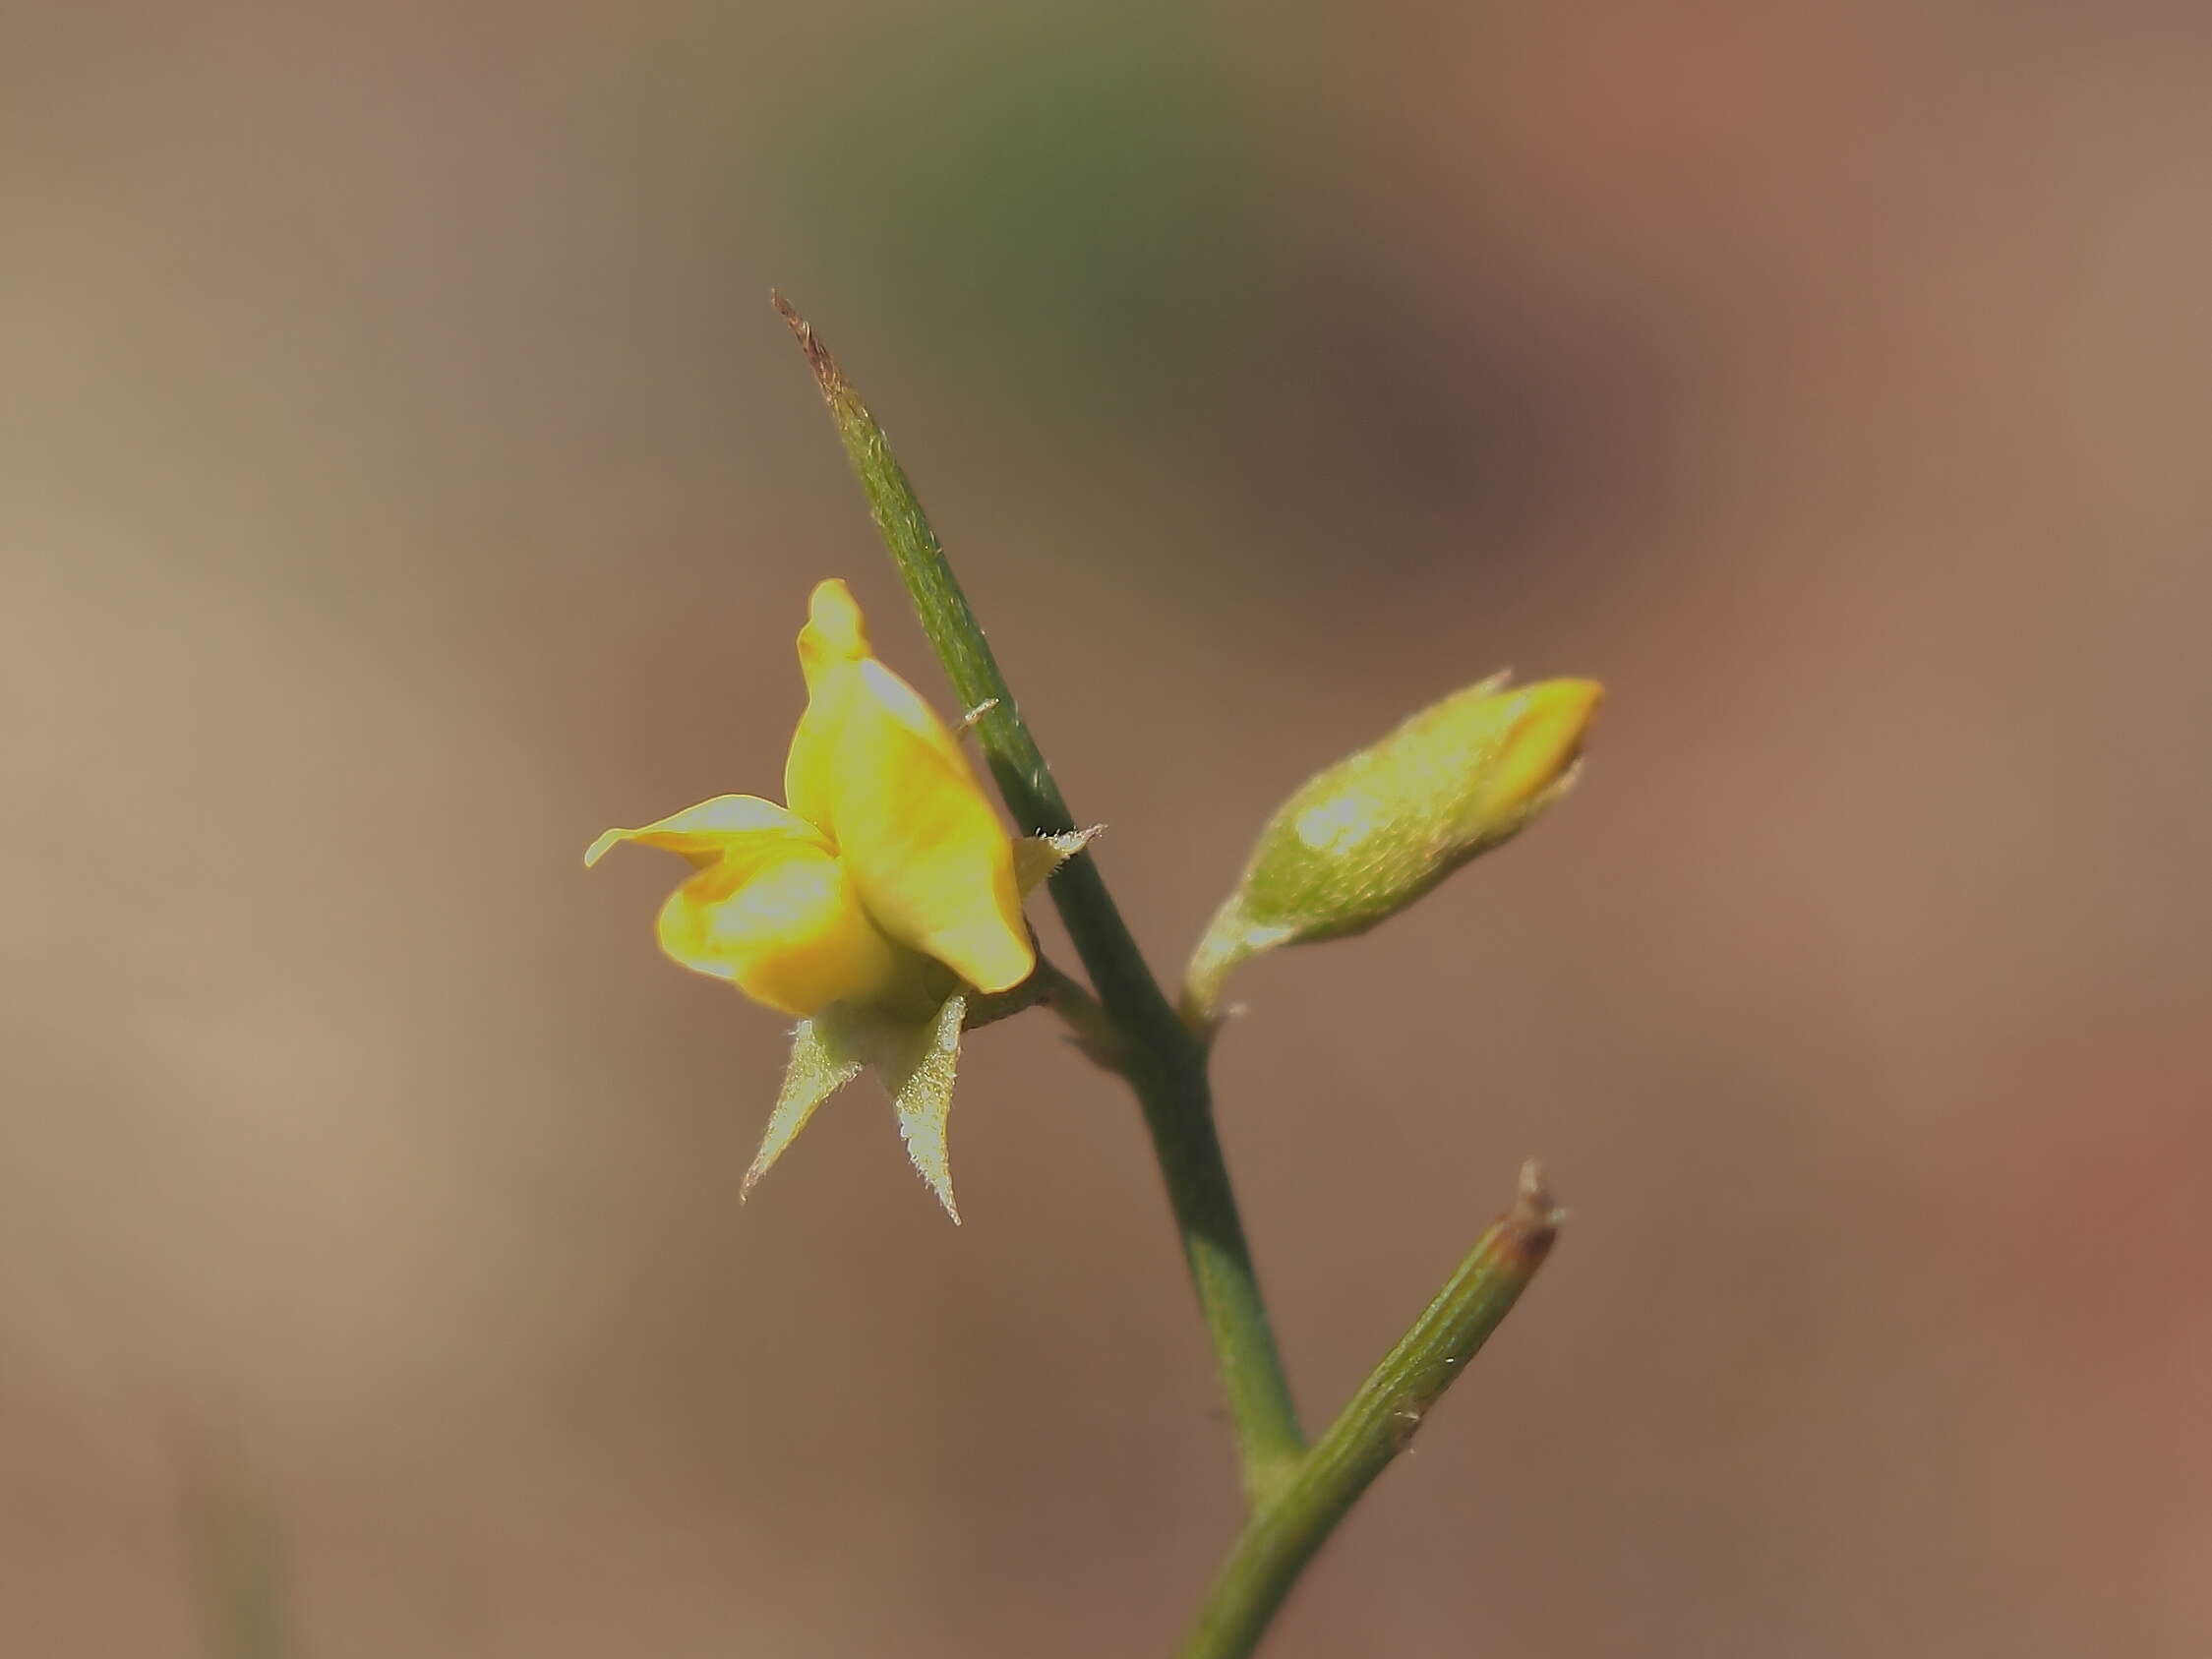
[588, 579, 1091, 1220]
[586, 578, 1034, 1018]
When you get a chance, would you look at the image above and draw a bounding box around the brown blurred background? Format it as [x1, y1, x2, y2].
[4, 2, 2208, 1654]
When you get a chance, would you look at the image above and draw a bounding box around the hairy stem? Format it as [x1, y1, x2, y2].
[776, 295, 1305, 1492]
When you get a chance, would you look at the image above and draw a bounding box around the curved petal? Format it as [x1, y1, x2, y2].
[778, 582, 1031, 994]
[783, 664, 851, 837]
[585, 795, 826, 871]
[788, 580, 969, 838]
[655, 842, 901, 1017]
[806, 661, 1032, 993]
[786, 656, 972, 840]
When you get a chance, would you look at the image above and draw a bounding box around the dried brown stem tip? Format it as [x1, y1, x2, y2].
[771, 291, 844, 396]
[1505, 1158, 1566, 1266]
[1514, 1158, 1566, 1230]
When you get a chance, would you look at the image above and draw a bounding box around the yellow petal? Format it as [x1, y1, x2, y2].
[787, 654, 972, 839]
[585, 795, 826, 871]
[655, 842, 900, 1017]
[779, 583, 1031, 993]
[796, 577, 870, 691]
[589, 793, 900, 1016]
[809, 662, 1032, 992]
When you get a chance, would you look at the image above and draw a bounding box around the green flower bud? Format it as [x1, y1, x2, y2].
[1183, 676, 1602, 1025]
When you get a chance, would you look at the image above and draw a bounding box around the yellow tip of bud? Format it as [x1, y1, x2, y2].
[1468, 678, 1603, 822]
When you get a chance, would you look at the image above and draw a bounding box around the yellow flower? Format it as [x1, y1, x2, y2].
[586, 578, 1034, 1018]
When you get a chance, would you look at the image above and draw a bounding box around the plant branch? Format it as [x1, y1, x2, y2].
[963, 953, 1110, 1053]
[1176, 1163, 1563, 1659]
[776, 294, 1305, 1492]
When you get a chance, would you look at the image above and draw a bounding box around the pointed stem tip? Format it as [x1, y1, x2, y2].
[772, 291, 851, 405]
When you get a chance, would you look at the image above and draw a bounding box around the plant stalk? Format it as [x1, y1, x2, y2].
[777, 299, 1565, 1659]
[776, 295, 1305, 1493]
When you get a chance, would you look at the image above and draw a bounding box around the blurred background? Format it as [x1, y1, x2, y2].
[4, 2, 2208, 1653]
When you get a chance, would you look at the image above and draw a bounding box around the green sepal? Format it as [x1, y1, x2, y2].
[744, 1009, 867, 1199]
[876, 992, 969, 1223]
[737, 824, 1088, 1219]
[1013, 826, 1101, 895]
[742, 992, 974, 1222]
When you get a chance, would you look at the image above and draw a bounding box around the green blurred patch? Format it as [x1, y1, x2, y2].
[173, 1420, 293, 1659]
[781, 5, 1281, 429]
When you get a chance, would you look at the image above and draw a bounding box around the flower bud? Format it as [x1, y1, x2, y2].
[1183, 676, 1601, 1023]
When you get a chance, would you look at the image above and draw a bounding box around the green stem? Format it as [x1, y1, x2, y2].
[963, 953, 1110, 1054]
[777, 295, 1305, 1493]
[1177, 1164, 1563, 1659]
